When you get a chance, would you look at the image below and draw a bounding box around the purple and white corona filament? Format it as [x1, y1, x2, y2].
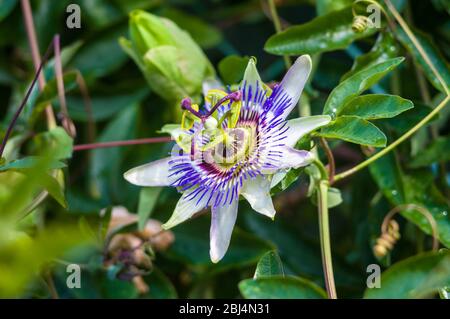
[124, 55, 331, 262]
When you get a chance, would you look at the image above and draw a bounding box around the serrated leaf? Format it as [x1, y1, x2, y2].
[318, 116, 387, 147]
[324, 57, 404, 115]
[264, 6, 376, 56]
[339, 94, 414, 119]
[239, 276, 326, 299]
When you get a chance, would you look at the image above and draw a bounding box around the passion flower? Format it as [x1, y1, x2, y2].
[124, 55, 331, 262]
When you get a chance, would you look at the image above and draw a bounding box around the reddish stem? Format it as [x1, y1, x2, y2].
[21, 0, 56, 127]
[0, 38, 55, 158]
[54, 35, 76, 138]
[320, 138, 336, 184]
[73, 137, 172, 151]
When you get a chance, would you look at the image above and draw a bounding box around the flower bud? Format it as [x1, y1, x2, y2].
[120, 10, 215, 113]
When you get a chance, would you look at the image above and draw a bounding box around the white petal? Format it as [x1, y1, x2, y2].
[124, 157, 173, 187]
[241, 176, 276, 219]
[210, 200, 238, 263]
[270, 171, 286, 188]
[162, 188, 211, 229]
[281, 147, 313, 169]
[277, 55, 312, 119]
[242, 58, 264, 92]
[285, 115, 331, 147]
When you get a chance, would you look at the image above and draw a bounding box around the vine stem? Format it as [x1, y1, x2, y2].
[384, 0, 449, 96]
[320, 138, 335, 183]
[313, 159, 337, 299]
[334, 95, 450, 182]
[0, 39, 55, 158]
[317, 179, 337, 299]
[21, 0, 56, 129]
[267, 0, 291, 69]
[333, 0, 450, 182]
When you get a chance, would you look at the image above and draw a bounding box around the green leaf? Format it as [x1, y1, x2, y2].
[78, 0, 123, 30]
[160, 8, 222, 49]
[339, 94, 414, 119]
[264, 6, 376, 56]
[410, 136, 450, 168]
[0, 226, 90, 297]
[143, 45, 194, 100]
[239, 276, 326, 299]
[33, 127, 74, 160]
[324, 57, 404, 115]
[0, 156, 65, 172]
[318, 116, 387, 147]
[90, 106, 137, 203]
[100, 271, 139, 299]
[254, 251, 284, 278]
[342, 32, 399, 81]
[394, 26, 450, 93]
[137, 187, 162, 230]
[123, 10, 215, 104]
[243, 213, 361, 286]
[218, 55, 250, 85]
[70, 25, 128, 78]
[0, 0, 17, 22]
[142, 267, 177, 299]
[364, 251, 450, 298]
[370, 154, 450, 247]
[100, 206, 112, 241]
[66, 86, 149, 122]
[0, 155, 67, 218]
[380, 102, 436, 135]
[167, 216, 274, 272]
[270, 167, 304, 195]
[316, 0, 353, 15]
[38, 172, 67, 208]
